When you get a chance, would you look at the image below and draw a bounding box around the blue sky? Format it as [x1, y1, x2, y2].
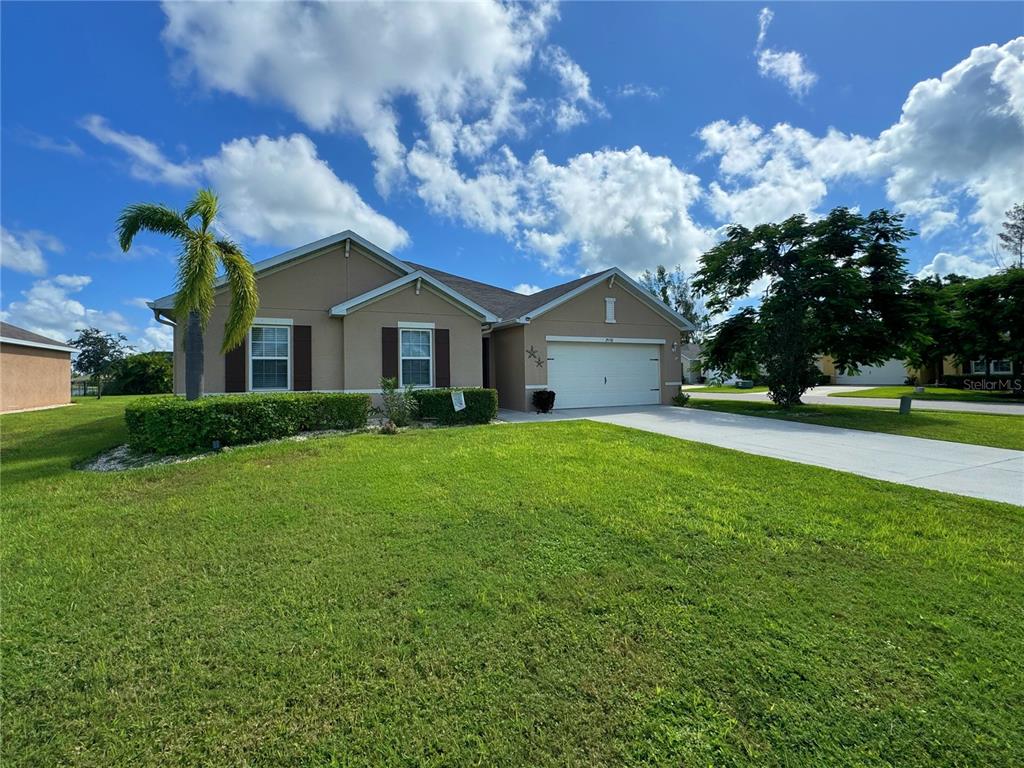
[2, 2, 1022, 351]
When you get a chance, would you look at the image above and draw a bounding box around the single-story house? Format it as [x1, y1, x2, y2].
[817, 355, 1019, 386]
[0, 322, 76, 413]
[148, 231, 694, 410]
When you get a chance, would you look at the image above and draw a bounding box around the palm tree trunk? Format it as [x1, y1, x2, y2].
[185, 310, 204, 401]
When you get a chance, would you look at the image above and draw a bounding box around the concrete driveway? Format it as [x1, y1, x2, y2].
[498, 406, 1023, 506]
[683, 385, 1024, 416]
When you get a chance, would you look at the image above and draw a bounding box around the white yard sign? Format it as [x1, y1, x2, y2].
[451, 390, 466, 411]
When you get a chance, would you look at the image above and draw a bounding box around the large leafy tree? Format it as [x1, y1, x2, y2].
[902, 274, 971, 384]
[106, 352, 173, 395]
[117, 189, 258, 400]
[639, 265, 708, 341]
[694, 208, 915, 406]
[996, 202, 1024, 270]
[950, 268, 1024, 370]
[66, 327, 132, 398]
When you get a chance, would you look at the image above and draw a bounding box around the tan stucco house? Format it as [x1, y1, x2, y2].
[148, 231, 694, 410]
[0, 322, 76, 413]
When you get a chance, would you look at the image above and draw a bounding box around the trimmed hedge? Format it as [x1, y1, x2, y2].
[125, 392, 371, 455]
[410, 388, 498, 425]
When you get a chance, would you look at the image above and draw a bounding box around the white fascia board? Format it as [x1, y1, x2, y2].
[545, 335, 665, 344]
[329, 271, 499, 323]
[518, 267, 695, 332]
[148, 230, 415, 311]
[0, 336, 77, 354]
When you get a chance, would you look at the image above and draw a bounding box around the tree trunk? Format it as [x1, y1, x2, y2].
[185, 310, 204, 401]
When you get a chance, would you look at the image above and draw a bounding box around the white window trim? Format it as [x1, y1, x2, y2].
[399, 327, 433, 388]
[253, 317, 293, 325]
[605, 297, 616, 324]
[248, 324, 292, 392]
[990, 359, 1012, 374]
[969, 360, 987, 375]
[398, 320, 435, 329]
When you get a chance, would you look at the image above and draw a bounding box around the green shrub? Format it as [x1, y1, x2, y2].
[125, 392, 371, 455]
[671, 391, 691, 407]
[376, 377, 417, 427]
[410, 388, 498, 425]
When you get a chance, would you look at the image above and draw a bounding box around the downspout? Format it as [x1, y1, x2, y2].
[152, 308, 176, 327]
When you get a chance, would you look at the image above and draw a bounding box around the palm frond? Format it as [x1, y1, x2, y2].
[216, 239, 259, 353]
[116, 204, 188, 252]
[182, 188, 219, 233]
[173, 234, 218, 329]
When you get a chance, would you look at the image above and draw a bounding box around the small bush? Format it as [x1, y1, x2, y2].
[532, 390, 556, 413]
[411, 388, 498, 425]
[125, 392, 371, 455]
[671, 391, 691, 407]
[377, 377, 417, 426]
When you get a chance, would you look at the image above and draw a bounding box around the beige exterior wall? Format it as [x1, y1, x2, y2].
[342, 283, 483, 390]
[491, 326, 526, 410]
[1, 343, 71, 412]
[496, 281, 684, 410]
[174, 241, 403, 394]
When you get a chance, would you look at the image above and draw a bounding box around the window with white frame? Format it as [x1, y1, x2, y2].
[250, 325, 290, 390]
[990, 359, 1012, 374]
[400, 328, 432, 387]
[605, 297, 616, 323]
[969, 360, 987, 375]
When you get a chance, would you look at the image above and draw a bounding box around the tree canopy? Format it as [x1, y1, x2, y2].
[638, 265, 708, 341]
[694, 208, 915, 406]
[66, 328, 133, 398]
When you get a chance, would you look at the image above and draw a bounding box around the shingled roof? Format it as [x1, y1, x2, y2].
[406, 262, 611, 321]
[0, 322, 77, 352]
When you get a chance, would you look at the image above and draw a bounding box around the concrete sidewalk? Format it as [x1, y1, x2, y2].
[682, 385, 1024, 416]
[498, 406, 1023, 506]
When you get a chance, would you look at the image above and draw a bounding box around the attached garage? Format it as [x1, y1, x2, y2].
[546, 339, 662, 409]
[835, 358, 909, 386]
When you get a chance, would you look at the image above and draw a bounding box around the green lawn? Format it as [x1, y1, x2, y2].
[831, 385, 1022, 403]
[689, 398, 1024, 451]
[2, 398, 1022, 766]
[688, 384, 769, 394]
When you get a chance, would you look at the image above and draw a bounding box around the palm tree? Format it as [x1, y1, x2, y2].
[118, 188, 258, 400]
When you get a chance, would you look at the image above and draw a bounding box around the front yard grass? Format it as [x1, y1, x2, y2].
[2, 398, 1022, 766]
[689, 398, 1024, 451]
[831, 385, 1022, 403]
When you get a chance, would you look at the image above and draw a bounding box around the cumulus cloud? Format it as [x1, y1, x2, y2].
[161, 0, 559, 192]
[409, 144, 714, 276]
[615, 83, 663, 100]
[915, 251, 997, 279]
[82, 118, 409, 251]
[202, 134, 410, 249]
[0, 274, 132, 343]
[1, 227, 63, 276]
[542, 45, 606, 131]
[137, 321, 174, 352]
[755, 8, 818, 98]
[513, 283, 541, 295]
[699, 38, 1024, 246]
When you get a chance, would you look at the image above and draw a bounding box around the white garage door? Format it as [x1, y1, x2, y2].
[547, 341, 661, 409]
[835, 358, 909, 386]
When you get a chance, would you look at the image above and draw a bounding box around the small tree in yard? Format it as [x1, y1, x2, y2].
[694, 208, 915, 407]
[107, 351, 173, 395]
[67, 327, 132, 398]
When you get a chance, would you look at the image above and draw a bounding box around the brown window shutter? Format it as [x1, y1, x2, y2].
[435, 329, 450, 388]
[382, 327, 398, 381]
[225, 339, 246, 392]
[293, 325, 312, 391]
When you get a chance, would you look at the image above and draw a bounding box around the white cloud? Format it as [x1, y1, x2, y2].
[161, 0, 559, 192]
[615, 83, 662, 100]
[21, 130, 83, 156]
[542, 45, 606, 131]
[0, 274, 132, 343]
[915, 252, 997, 279]
[82, 118, 409, 252]
[201, 134, 410, 250]
[1, 227, 63, 276]
[80, 114, 200, 185]
[755, 8, 818, 98]
[513, 283, 541, 295]
[126, 297, 152, 309]
[409, 144, 714, 276]
[137, 321, 174, 352]
[698, 38, 1024, 245]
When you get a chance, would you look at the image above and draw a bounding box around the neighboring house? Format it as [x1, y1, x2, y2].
[148, 231, 694, 410]
[817, 355, 1018, 386]
[0, 322, 76, 413]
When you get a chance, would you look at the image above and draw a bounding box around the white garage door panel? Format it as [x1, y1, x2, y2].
[835, 358, 909, 386]
[548, 341, 660, 409]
